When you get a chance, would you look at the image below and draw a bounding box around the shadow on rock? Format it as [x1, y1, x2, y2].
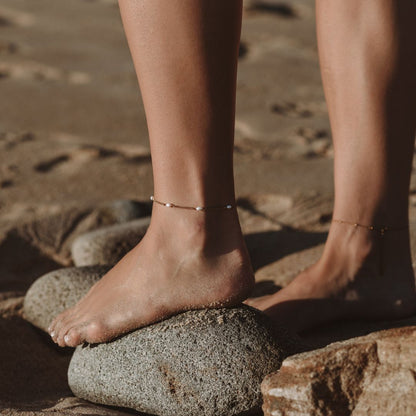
[261, 298, 416, 353]
[302, 313, 416, 351]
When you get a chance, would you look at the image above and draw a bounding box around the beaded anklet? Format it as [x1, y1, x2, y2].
[332, 218, 409, 276]
[150, 196, 234, 212]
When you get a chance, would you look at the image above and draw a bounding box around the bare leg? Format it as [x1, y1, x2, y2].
[249, 0, 416, 331]
[49, 0, 254, 347]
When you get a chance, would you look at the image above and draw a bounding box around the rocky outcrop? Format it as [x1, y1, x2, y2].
[262, 325, 416, 416]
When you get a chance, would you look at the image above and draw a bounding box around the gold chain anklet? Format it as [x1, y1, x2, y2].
[332, 218, 409, 276]
[150, 196, 234, 212]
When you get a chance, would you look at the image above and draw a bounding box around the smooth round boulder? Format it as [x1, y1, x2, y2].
[95, 199, 151, 223]
[23, 265, 110, 332]
[71, 217, 150, 267]
[69, 306, 289, 416]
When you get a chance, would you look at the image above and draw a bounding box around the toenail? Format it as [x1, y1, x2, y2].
[64, 335, 70, 344]
[50, 331, 55, 338]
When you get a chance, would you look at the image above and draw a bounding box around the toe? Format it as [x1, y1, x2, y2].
[84, 320, 111, 344]
[48, 315, 60, 338]
[56, 332, 68, 348]
[56, 319, 77, 347]
[63, 328, 83, 347]
[244, 297, 263, 308]
[244, 294, 274, 310]
[49, 320, 62, 343]
[50, 309, 75, 343]
[243, 298, 256, 307]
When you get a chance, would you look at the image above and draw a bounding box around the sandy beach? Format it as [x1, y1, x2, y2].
[2, 0, 416, 414]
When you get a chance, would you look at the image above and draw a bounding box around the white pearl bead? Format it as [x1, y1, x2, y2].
[165, 203, 172, 207]
[150, 196, 154, 201]
[226, 205, 232, 209]
[196, 206, 203, 211]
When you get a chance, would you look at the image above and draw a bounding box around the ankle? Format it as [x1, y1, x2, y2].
[148, 203, 245, 252]
[332, 204, 409, 229]
[323, 219, 413, 274]
[323, 223, 375, 268]
[143, 201, 255, 295]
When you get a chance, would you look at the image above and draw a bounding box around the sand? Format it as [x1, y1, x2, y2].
[1, 0, 416, 414]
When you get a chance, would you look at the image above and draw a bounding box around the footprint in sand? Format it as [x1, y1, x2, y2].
[270, 100, 329, 119]
[234, 137, 280, 161]
[33, 143, 151, 175]
[0, 131, 34, 150]
[0, 60, 90, 84]
[270, 101, 314, 118]
[34, 155, 71, 174]
[293, 127, 333, 158]
[234, 119, 332, 160]
[0, 179, 13, 189]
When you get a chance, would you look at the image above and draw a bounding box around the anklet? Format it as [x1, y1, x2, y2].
[332, 218, 409, 276]
[150, 196, 234, 212]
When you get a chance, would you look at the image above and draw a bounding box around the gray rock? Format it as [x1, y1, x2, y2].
[23, 265, 109, 332]
[69, 306, 289, 416]
[71, 217, 150, 267]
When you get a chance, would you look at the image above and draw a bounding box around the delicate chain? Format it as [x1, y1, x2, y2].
[332, 219, 408, 236]
[150, 196, 234, 212]
[331, 218, 409, 276]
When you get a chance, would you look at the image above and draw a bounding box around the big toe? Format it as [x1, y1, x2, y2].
[244, 295, 272, 310]
[82, 320, 114, 344]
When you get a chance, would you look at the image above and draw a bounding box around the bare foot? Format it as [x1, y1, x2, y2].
[49, 205, 254, 347]
[247, 221, 416, 332]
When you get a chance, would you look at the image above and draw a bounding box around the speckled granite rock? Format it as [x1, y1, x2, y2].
[23, 266, 110, 332]
[71, 217, 150, 267]
[262, 325, 416, 416]
[69, 306, 290, 416]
